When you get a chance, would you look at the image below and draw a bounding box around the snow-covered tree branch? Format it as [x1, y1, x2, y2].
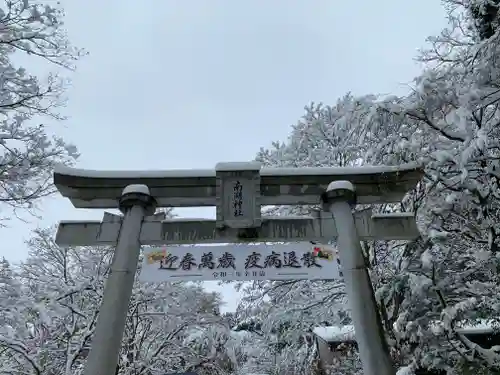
[0, 0, 84, 219]
[0, 227, 236, 375]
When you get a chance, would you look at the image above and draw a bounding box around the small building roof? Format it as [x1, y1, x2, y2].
[312, 321, 499, 343]
[313, 325, 356, 343]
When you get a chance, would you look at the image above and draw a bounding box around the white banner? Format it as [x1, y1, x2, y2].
[140, 243, 341, 282]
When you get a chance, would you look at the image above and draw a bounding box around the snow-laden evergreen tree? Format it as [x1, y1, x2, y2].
[246, 1, 500, 374]
[229, 312, 325, 375]
[0, 227, 236, 375]
[0, 0, 83, 218]
[358, 0, 500, 372]
[245, 99, 377, 375]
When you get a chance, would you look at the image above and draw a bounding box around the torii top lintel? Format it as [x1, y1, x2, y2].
[53, 162, 424, 210]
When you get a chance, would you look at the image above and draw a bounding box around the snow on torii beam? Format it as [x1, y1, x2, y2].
[53, 162, 423, 209]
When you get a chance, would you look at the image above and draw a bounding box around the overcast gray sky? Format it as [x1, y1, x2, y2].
[1, 0, 447, 312]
